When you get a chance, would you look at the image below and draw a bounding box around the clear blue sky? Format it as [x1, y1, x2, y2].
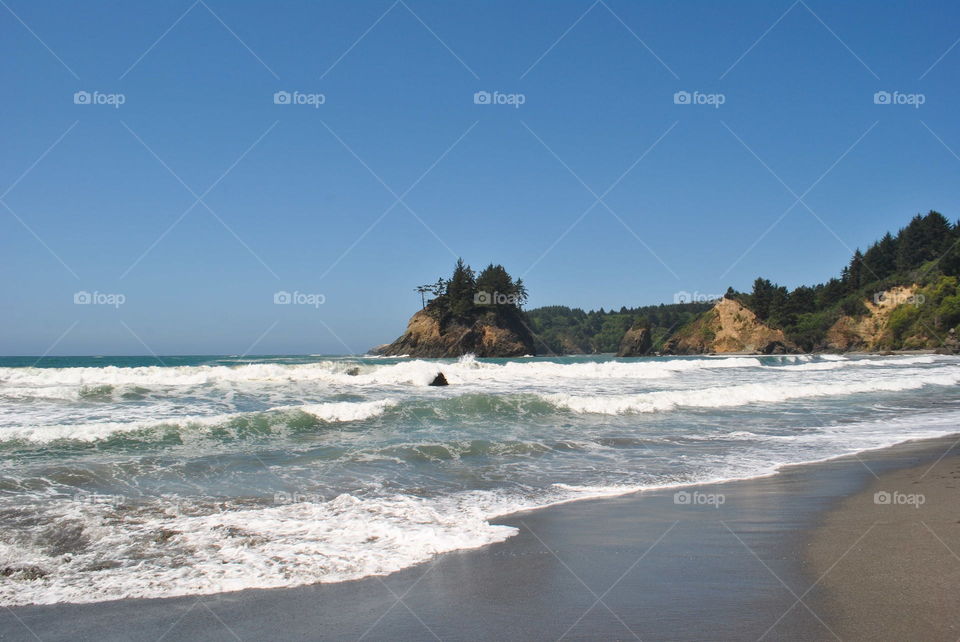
[1, 0, 958, 355]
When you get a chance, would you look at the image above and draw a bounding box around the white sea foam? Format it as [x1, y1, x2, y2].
[0, 399, 396, 444]
[0, 491, 524, 606]
[3, 353, 960, 607]
[286, 399, 396, 422]
[545, 370, 960, 414]
[0, 353, 872, 397]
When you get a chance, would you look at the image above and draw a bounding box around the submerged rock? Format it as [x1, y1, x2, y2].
[1, 565, 48, 580]
[429, 372, 449, 386]
[761, 340, 789, 355]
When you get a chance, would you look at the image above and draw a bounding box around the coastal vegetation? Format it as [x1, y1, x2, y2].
[724, 211, 960, 351]
[379, 260, 535, 357]
[382, 211, 960, 356]
[524, 211, 960, 354]
[526, 302, 712, 354]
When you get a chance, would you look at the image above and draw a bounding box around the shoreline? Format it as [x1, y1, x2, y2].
[2, 434, 958, 640]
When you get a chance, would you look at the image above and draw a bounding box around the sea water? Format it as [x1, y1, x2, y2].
[1, 353, 958, 605]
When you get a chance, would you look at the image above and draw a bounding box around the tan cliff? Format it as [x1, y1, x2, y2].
[662, 298, 795, 355]
[825, 285, 919, 351]
[378, 308, 535, 358]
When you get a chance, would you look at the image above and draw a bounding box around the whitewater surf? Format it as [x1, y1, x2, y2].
[1, 353, 958, 606]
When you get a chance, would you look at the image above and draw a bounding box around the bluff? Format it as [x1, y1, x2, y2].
[662, 298, 795, 355]
[377, 259, 535, 358]
[379, 305, 535, 358]
[616, 324, 653, 357]
[824, 285, 918, 351]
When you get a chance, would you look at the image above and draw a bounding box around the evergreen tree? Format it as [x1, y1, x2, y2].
[445, 258, 477, 317]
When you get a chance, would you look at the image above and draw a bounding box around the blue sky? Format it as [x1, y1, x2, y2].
[1, 0, 959, 355]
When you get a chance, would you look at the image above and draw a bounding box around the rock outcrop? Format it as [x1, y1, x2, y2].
[824, 285, 918, 352]
[380, 307, 536, 358]
[616, 325, 653, 357]
[662, 298, 796, 355]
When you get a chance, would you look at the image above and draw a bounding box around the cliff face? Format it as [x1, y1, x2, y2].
[616, 325, 652, 357]
[824, 285, 918, 351]
[380, 307, 536, 358]
[662, 298, 794, 355]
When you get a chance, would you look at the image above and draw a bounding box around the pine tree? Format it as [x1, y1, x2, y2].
[445, 258, 477, 317]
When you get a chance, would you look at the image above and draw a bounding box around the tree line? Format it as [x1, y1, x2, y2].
[409, 211, 960, 353]
[417, 259, 528, 320]
[729, 211, 960, 350]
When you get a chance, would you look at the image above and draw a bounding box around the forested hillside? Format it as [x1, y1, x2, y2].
[391, 211, 960, 355]
[726, 211, 960, 351]
[526, 211, 960, 354]
[526, 302, 712, 354]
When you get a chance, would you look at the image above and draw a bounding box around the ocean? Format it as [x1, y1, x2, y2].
[1, 353, 958, 606]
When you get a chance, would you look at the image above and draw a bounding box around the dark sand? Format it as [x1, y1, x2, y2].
[2, 436, 957, 641]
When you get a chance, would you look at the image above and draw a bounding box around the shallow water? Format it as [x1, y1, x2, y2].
[1, 353, 958, 605]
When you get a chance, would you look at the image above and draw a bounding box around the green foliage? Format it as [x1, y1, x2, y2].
[422, 260, 527, 325]
[887, 304, 920, 341]
[527, 302, 713, 354]
[936, 294, 960, 328]
[789, 309, 840, 352]
[412, 211, 958, 354]
[876, 275, 960, 349]
[731, 210, 959, 350]
[838, 295, 869, 317]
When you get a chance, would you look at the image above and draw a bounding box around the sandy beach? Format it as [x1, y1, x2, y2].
[809, 442, 960, 640]
[0, 435, 956, 641]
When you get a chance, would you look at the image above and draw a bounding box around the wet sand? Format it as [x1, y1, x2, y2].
[1, 435, 957, 641]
